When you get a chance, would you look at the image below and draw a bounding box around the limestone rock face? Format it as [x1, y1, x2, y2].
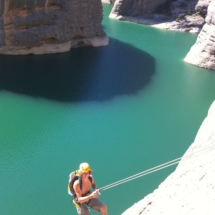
[184, 0, 215, 70]
[0, 0, 108, 55]
[122, 100, 215, 215]
[109, 0, 211, 33]
[102, 0, 114, 4]
[109, 0, 167, 18]
[196, 0, 212, 11]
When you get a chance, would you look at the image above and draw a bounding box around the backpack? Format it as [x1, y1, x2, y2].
[68, 171, 92, 196]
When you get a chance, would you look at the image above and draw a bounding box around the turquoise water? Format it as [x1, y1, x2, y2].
[1, 4, 215, 215]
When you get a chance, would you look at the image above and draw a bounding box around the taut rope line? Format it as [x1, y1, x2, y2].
[99, 144, 215, 192]
[100, 157, 181, 191]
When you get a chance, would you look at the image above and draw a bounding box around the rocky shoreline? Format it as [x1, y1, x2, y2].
[122, 101, 215, 215]
[108, 0, 211, 33]
[105, 0, 215, 70]
[109, 13, 205, 33]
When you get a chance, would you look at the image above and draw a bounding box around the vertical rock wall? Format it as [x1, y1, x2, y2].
[0, 0, 108, 55]
[122, 100, 215, 215]
[184, 0, 215, 70]
[102, 0, 114, 4]
[109, 0, 168, 18]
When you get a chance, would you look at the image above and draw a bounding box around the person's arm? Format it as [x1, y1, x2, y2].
[73, 180, 98, 204]
[91, 175, 97, 191]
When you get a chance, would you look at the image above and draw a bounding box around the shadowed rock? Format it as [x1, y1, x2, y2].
[110, 0, 168, 17]
[109, 0, 211, 33]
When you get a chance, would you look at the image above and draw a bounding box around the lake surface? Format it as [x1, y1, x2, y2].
[1, 4, 215, 215]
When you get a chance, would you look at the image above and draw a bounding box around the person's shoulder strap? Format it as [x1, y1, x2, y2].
[79, 177, 82, 190]
[88, 175, 93, 183]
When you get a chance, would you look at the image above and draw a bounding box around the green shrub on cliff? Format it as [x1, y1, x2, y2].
[187, 11, 192, 16]
[176, 13, 185, 22]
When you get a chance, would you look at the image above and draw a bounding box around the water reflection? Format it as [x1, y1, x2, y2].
[0, 38, 155, 102]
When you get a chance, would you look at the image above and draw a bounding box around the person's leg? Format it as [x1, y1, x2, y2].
[77, 203, 91, 215]
[87, 198, 108, 215]
[99, 204, 107, 215]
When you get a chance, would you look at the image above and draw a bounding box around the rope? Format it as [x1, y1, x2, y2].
[100, 157, 181, 191]
[99, 144, 215, 192]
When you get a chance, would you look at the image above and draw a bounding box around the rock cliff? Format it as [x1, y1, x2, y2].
[109, 0, 211, 33]
[184, 0, 215, 70]
[102, 0, 114, 3]
[110, 0, 167, 17]
[122, 101, 215, 215]
[0, 0, 108, 55]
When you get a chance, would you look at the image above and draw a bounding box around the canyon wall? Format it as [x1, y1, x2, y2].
[109, 0, 211, 33]
[102, 0, 114, 3]
[122, 101, 215, 215]
[109, 0, 167, 18]
[0, 0, 108, 55]
[184, 0, 215, 70]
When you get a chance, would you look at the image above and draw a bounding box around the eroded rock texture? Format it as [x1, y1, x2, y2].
[109, 0, 211, 33]
[102, 0, 114, 4]
[0, 0, 108, 55]
[184, 0, 215, 70]
[110, 0, 167, 18]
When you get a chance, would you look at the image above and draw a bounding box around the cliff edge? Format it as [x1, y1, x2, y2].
[0, 0, 108, 55]
[184, 0, 215, 70]
[122, 100, 215, 215]
[109, 0, 211, 33]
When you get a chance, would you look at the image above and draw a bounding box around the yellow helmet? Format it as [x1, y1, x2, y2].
[79, 162, 92, 173]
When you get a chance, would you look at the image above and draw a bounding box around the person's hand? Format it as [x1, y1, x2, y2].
[90, 190, 99, 198]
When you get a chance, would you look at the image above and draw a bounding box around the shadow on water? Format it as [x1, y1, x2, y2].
[0, 38, 155, 102]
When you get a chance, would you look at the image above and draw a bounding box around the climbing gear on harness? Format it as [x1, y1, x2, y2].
[96, 189, 101, 195]
[73, 199, 80, 209]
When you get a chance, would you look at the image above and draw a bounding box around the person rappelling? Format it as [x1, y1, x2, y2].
[67, 158, 182, 215]
[68, 162, 108, 215]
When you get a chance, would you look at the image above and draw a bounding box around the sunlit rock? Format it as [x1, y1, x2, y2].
[0, 0, 108, 55]
[101, 0, 114, 4]
[184, 0, 215, 70]
[122, 100, 215, 214]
